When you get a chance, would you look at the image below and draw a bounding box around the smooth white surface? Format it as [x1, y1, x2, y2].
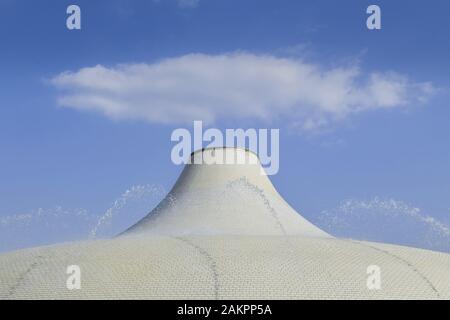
[124, 148, 330, 237]
[1, 147, 449, 299]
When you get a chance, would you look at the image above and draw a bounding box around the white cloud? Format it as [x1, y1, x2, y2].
[51, 53, 435, 131]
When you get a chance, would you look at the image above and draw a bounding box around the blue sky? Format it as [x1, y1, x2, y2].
[0, 0, 449, 251]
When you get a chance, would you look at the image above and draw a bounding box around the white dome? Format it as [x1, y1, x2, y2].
[1, 147, 449, 299]
[123, 147, 330, 237]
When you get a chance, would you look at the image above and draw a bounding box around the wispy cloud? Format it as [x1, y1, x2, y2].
[51, 53, 435, 131]
[177, 0, 201, 8]
[152, 0, 201, 8]
[0, 185, 165, 253]
[315, 197, 450, 253]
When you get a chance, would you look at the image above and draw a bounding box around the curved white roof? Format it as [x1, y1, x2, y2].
[0, 147, 449, 299]
[123, 147, 330, 237]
